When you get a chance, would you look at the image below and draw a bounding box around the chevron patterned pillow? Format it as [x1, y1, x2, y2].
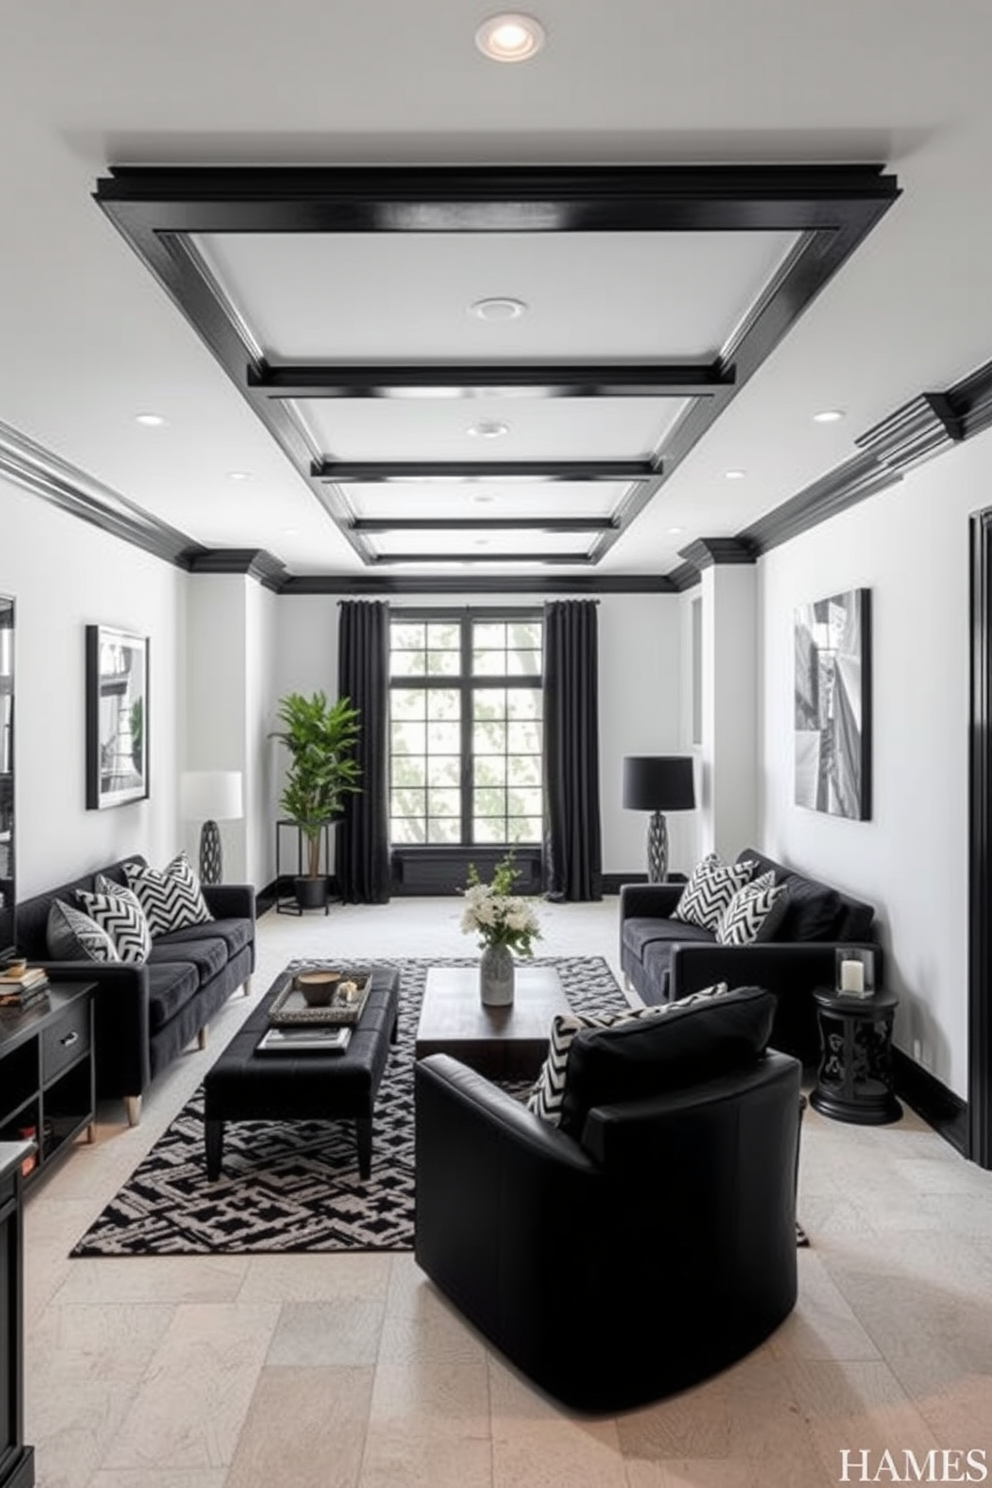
[526, 984, 730, 1127]
[716, 872, 789, 946]
[46, 899, 121, 962]
[673, 852, 755, 932]
[76, 882, 152, 964]
[124, 852, 213, 938]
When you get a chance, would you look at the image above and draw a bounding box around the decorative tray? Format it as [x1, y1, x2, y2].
[268, 970, 373, 1026]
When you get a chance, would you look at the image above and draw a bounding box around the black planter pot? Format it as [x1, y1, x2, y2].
[294, 876, 329, 911]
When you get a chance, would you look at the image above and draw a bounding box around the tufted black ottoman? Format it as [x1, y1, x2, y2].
[203, 964, 400, 1181]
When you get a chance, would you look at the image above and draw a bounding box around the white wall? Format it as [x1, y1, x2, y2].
[757, 429, 992, 1098]
[184, 574, 280, 890]
[244, 578, 278, 888]
[272, 591, 685, 879]
[0, 475, 186, 897]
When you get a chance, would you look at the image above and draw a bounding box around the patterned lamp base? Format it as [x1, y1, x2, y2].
[199, 819, 222, 885]
[646, 811, 669, 884]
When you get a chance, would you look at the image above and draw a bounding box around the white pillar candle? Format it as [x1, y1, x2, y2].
[840, 959, 864, 994]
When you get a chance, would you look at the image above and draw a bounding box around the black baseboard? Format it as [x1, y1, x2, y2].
[891, 1046, 969, 1158]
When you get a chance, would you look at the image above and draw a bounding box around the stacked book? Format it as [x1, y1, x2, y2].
[0, 964, 50, 1011]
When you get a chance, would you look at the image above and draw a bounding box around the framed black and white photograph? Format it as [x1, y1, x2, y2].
[86, 624, 149, 809]
[794, 588, 871, 820]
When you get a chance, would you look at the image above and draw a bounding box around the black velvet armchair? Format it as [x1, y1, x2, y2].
[414, 994, 802, 1414]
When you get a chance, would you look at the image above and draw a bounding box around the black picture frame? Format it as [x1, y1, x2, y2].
[85, 624, 149, 810]
[794, 588, 872, 820]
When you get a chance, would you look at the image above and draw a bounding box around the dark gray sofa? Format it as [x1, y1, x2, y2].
[620, 846, 879, 1063]
[17, 855, 255, 1124]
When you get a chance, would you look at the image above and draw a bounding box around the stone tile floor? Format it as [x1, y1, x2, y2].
[23, 896, 992, 1486]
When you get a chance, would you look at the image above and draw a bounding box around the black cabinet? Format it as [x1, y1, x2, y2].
[0, 985, 96, 1183]
[0, 1144, 33, 1488]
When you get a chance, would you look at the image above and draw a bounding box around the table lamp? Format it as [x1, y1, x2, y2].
[180, 770, 243, 885]
[622, 756, 696, 883]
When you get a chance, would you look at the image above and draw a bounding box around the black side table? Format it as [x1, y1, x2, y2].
[809, 986, 902, 1125]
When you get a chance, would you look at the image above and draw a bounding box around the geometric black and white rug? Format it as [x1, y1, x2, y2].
[70, 955, 628, 1258]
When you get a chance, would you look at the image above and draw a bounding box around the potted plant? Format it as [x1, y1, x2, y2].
[271, 691, 362, 909]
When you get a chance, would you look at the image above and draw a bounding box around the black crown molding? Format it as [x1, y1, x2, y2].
[0, 418, 204, 570]
[856, 392, 964, 472]
[740, 357, 992, 557]
[678, 537, 757, 573]
[183, 548, 288, 591]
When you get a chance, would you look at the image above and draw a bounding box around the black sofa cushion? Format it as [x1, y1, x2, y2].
[623, 914, 714, 964]
[155, 916, 253, 959]
[559, 985, 776, 1140]
[147, 960, 201, 1030]
[147, 933, 228, 984]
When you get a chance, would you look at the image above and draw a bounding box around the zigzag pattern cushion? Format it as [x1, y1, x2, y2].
[76, 882, 152, 964]
[716, 871, 789, 946]
[527, 982, 729, 1126]
[123, 852, 213, 938]
[46, 899, 121, 962]
[673, 853, 754, 932]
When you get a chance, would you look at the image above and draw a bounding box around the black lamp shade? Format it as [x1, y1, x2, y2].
[622, 756, 696, 812]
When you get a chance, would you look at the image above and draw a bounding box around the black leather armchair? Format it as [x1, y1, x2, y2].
[415, 1043, 802, 1414]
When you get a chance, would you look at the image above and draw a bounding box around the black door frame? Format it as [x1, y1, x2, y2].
[968, 509, 992, 1168]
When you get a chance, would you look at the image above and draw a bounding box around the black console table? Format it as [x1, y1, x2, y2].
[0, 984, 96, 1184]
[810, 986, 902, 1125]
[0, 1142, 34, 1488]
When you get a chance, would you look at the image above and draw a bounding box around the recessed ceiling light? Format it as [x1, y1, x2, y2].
[227, 470, 252, 481]
[283, 527, 298, 536]
[667, 525, 685, 535]
[468, 420, 509, 439]
[135, 412, 166, 427]
[724, 469, 746, 480]
[813, 408, 846, 424]
[475, 13, 545, 62]
[469, 296, 528, 322]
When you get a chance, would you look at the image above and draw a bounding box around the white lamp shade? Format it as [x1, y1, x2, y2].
[181, 770, 243, 822]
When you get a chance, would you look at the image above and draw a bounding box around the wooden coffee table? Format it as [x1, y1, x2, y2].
[415, 964, 569, 1080]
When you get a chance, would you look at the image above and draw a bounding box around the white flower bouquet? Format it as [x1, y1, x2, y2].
[460, 852, 541, 957]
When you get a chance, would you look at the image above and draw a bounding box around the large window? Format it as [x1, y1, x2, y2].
[389, 611, 543, 847]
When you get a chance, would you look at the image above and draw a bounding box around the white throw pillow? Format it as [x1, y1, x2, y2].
[124, 852, 214, 938]
[716, 872, 789, 946]
[673, 853, 754, 932]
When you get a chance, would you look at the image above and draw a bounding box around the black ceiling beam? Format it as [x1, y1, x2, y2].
[352, 517, 614, 533]
[94, 164, 900, 572]
[96, 164, 899, 235]
[248, 363, 729, 400]
[318, 459, 654, 482]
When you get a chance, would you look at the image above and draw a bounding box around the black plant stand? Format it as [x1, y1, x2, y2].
[275, 819, 331, 916]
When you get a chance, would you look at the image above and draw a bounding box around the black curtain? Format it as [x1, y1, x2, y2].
[543, 600, 602, 901]
[336, 600, 391, 903]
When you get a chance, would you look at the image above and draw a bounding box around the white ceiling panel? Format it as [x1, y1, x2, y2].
[300, 395, 688, 460]
[194, 230, 799, 363]
[369, 528, 595, 559]
[343, 482, 622, 520]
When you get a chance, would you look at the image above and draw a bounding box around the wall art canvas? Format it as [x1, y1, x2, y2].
[794, 588, 871, 820]
[86, 624, 149, 809]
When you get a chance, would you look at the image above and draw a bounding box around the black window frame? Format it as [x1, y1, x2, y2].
[388, 606, 544, 851]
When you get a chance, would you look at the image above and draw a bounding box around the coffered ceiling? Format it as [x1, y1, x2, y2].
[2, 2, 992, 586]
